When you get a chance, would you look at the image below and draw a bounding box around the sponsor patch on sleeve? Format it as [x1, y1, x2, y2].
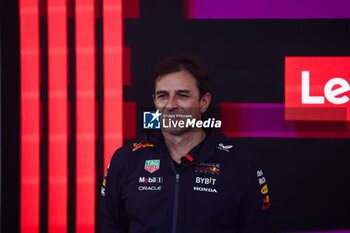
[261, 184, 268, 194]
[101, 163, 110, 197]
[256, 169, 271, 210]
[132, 142, 154, 152]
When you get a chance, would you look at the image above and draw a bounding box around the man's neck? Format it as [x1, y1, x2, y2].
[162, 129, 207, 164]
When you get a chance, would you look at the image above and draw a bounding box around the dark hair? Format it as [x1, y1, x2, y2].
[153, 55, 211, 99]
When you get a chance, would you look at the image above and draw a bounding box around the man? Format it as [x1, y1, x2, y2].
[100, 56, 272, 233]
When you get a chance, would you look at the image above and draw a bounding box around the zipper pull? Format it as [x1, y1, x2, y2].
[176, 173, 180, 183]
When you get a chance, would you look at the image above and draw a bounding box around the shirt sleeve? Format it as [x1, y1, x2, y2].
[237, 156, 273, 233]
[100, 149, 129, 233]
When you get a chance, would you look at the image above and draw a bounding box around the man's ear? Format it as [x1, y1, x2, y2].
[199, 92, 211, 114]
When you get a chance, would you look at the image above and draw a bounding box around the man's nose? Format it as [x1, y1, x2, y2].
[165, 95, 178, 110]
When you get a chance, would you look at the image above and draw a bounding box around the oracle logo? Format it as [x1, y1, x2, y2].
[302, 71, 350, 105]
[285, 57, 350, 121]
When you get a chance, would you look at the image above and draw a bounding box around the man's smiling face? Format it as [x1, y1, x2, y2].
[153, 70, 211, 135]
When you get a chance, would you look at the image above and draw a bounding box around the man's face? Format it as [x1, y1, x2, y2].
[153, 70, 211, 135]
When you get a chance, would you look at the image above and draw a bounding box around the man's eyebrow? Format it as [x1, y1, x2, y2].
[155, 89, 191, 95]
[177, 89, 191, 94]
[155, 90, 168, 95]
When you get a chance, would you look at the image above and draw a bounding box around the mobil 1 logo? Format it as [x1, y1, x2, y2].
[139, 177, 163, 184]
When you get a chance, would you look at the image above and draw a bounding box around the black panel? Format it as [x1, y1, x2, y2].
[123, 1, 350, 232]
[1, 0, 21, 232]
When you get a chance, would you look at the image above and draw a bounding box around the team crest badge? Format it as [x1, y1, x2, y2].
[144, 160, 160, 173]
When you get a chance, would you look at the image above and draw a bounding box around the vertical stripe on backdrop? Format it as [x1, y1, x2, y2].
[20, 0, 41, 232]
[103, 0, 123, 172]
[47, 0, 68, 232]
[75, 0, 96, 232]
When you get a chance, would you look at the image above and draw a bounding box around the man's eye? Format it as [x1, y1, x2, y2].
[179, 94, 189, 98]
[157, 95, 165, 98]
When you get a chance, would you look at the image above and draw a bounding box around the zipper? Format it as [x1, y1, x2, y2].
[171, 173, 180, 233]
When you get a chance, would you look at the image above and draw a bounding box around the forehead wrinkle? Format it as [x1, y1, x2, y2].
[155, 71, 199, 98]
